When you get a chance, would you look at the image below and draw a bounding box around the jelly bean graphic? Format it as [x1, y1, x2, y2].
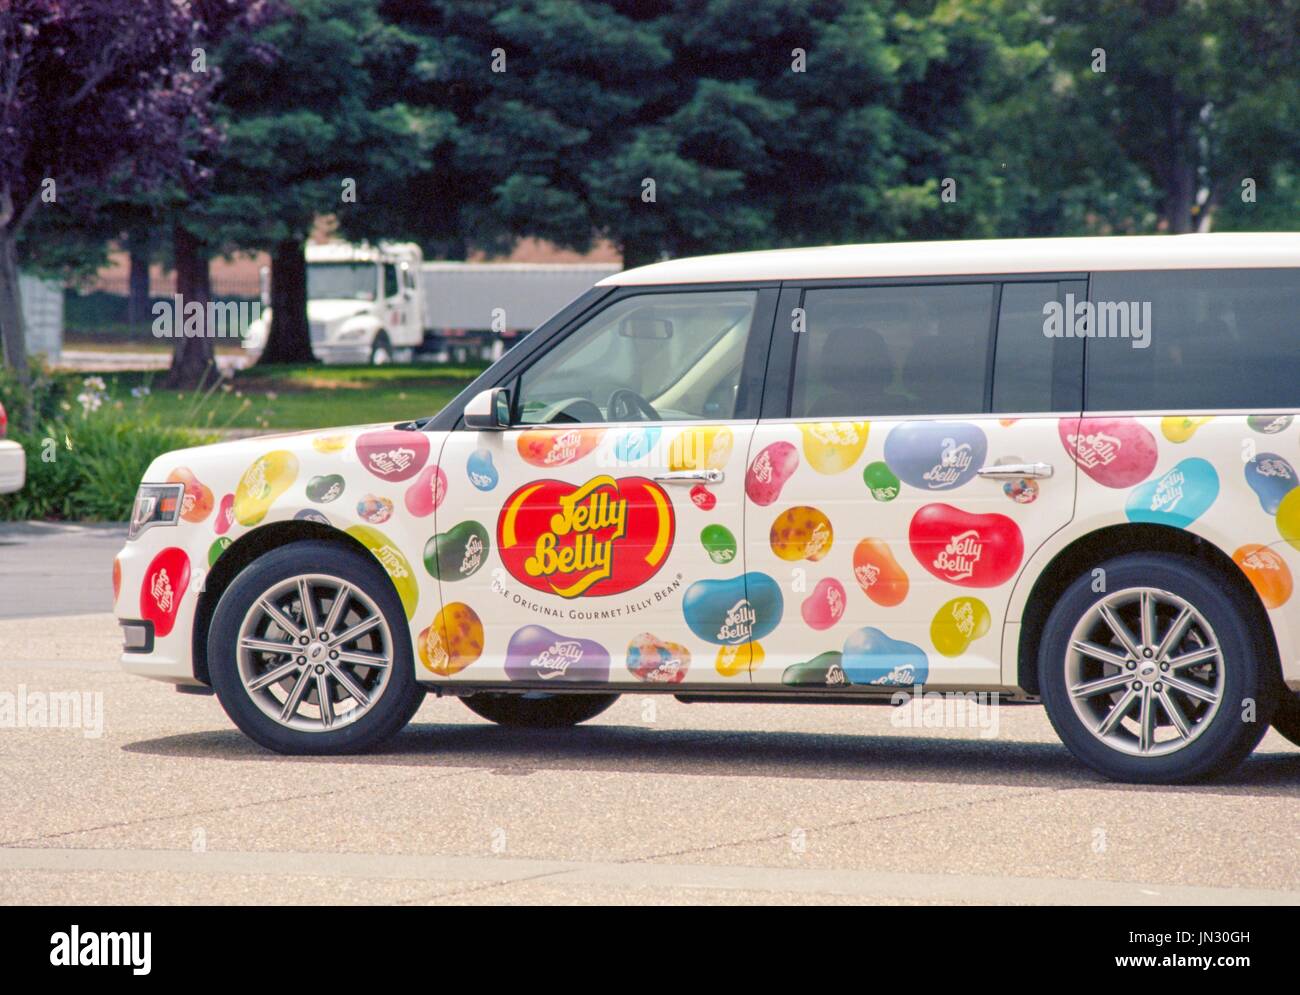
[1125, 458, 1219, 529]
[1248, 414, 1293, 435]
[506, 625, 610, 682]
[356, 494, 394, 525]
[909, 503, 1024, 587]
[167, 467, 213, 524]
[208, 536, 232, 568]
[1244, 453, 1298, 515]
[1002, 477, 1038, 504]
[782, 652, 848, 688]
[745, 441, 799, 506]
[701, 523, 737, 564]
[404, 464, 447, 518]
[801, 577, 846, 631]
[852, 538, 909, 606]
[418, 602, 483, 676]
[769, 505, 833, 562]
[467, 449, 499, 491]
[111, 556, 121, 605]
[668, 426, 733, 471]
[355, 429, 430, 482]
[214, 493, 235, 535]
[799, 421, 869, 474]
[233, 450, 299, 526]
[1060, 417, 1157, 488]
[424, 520, 490, 582]
[517, 428, 603, 468]
[682, 572, 783, 645]
[613, 426, 661, 463]
[293, 508, 330, 525]
[1232, 544, 1293, 609]
[306, 473, 346, 504]
[930, 596, 992, 657]
[1161, 415, 1211, 443]
[715, 640, 764, 677]
[1276, 489, 1300, 552]
[863, 461, 900, 502]
[139, 547, 190, 638]
[626, 633, 692, 683]
[884, 421, 986, 491]
[312, 434, 347, 454]
[841, 627, 929, 686]
[345, 525, 419, 619]
[689, 484, 716, 511]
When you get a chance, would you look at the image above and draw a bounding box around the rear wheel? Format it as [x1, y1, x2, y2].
[461, 692, 619, 728]
[1272, 689, 1300, 748]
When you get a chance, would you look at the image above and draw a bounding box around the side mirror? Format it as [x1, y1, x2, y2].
[464, 388, 511, 430]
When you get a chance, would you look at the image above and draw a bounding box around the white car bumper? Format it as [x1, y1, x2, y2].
[0, 439, 25, 493]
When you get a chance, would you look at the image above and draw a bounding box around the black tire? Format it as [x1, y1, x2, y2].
[1272, 689, 1300, 748]
[461, 692, 619, 728]
[208, 541, 424, 754]
[369, 332, 392, 366]
[1037, 552, 1274, 784]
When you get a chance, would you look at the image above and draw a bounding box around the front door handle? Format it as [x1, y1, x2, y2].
[652, 469, 724, 485]
[977, 462, 1054, 480]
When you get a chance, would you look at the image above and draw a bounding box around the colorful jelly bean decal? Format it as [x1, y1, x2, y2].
[139, 547, 190, 638]
[294, 508, 330, 525]
[852, 538, 909, 607]
[862, 461, 899, 502]
[1003, 477, 1038, 504]
[884, 421, 987, 491]
[782, 651, 847, 688]
[841, 627, 929, 686]
[690, 485, 716, 510]
[1275, 489, 1300, 552]
[1232, 544, 1293, 609]
[355, 429, 430, 482]
[701, 523, 737, 564]
[801, 577, 846, 631]
[1248, 414, 1293, 435]
[506, 625, 610, 682]
[1060, 417, 1157, 488]
[111, 556, 121, 604]
[715, 641, 763, 677]
[233, 450, 299, 527]
[467, 449, 499, 491]
[167, 467, 213, 524]
[311, 433, 347, 454]
[424, 520, 490, 582]
[613, 426, 660, 463]
[1125, 458, 1219, 528]
[930, 596, 992, 657]
[344, 524, 419, 619]
[403, 464, 447, 518]
[769, 505, 833, 562]
[626, 633, 692, 683]
[909, 503, 1024, 588]
[214, 493, 235, 535]
[745, 441, 799, 506]
[668, 426, 732, 470]
[799, 421, 869, 474]
[418, 602, 483, 675]
[1243, 453, 1298, 515]
[1161, 416, 1211, 443]
[356, 495, 393, 525]
[682, 572, 783, 645]
[208, 536, 232, 567]
[306, 473, 346, 504]
[517, 427, 603, 468]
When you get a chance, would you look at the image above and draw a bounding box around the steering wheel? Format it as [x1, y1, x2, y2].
[607, 388, 660, 422]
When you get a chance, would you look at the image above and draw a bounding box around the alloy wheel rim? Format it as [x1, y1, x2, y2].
[1064, 586, 1225, 757]
[236, 574, 393, 733]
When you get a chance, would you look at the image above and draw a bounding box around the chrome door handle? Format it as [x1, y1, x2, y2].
[652, 469, 724, 484]
[977, 462, 1054, 480]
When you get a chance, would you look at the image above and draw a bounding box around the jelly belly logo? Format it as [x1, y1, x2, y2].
[497, 475, 674, 598]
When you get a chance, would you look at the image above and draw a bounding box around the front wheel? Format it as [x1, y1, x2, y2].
[461, 692, 619, 728]
[1038, 553, 1273, 783]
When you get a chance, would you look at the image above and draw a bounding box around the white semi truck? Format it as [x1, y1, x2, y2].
[243, 241, 619, 365]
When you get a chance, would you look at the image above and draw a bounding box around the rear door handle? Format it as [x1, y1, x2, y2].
[652, 469, 724, 484]
[977, 462, 1054, 480]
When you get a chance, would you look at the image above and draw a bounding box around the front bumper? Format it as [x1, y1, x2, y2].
[0, 439, 25, 493]
[114, 536, 205, 687]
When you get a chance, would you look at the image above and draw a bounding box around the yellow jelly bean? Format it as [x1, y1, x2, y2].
[930, 596, 991, 657]
[716, 640, 764, 677]
[799, 421, 869, 474]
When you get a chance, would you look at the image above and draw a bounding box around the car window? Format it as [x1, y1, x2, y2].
[992, 282, 1060, 413]
[1086, 269, 1300, 411]
[516, 291, 758, 424]
[790, 283, 995, 418]
[383, 264, 399, 299]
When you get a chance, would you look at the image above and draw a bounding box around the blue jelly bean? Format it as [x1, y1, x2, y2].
[1244, 452, 1298, 515]
[1125, 458, 1219, 528]
[682, 572, 783, 645]
[613, 426, 661, 464]
[841, 627, 930, 686]
[293, 508, 330, 525]
[467, 449, 499, 491]
[883, 421, 987, 491]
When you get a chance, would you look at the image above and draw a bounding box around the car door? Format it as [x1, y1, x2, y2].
[425, 286, 777, 688]
[743, 279, 1083, 691]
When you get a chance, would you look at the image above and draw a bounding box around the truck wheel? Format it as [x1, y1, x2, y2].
[1038, 553, 1273, 783]
[1272, 690, 1300, 748]
[370, 332, 392, 366]
[461, 692, 619, 728]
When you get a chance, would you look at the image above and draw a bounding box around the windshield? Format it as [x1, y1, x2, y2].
[307, 262, 378, 301]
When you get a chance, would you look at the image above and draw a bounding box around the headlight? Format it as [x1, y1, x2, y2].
[128, 482, 185, 540]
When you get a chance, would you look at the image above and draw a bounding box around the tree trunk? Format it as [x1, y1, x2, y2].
[127, 228, 153, 332]
[164, 223, 217, 390]
[258, 238, 315, 366]
[0, 230, 31, 403]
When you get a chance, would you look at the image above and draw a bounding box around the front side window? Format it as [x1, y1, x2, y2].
[383, 264, 400, 299]
[515, 291, 757, 425]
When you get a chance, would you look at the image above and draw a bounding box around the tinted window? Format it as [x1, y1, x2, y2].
[992, 282, 1063, 413]
[516, 291, 757, 424]
[791, 284, 995, 417]
[1086, 269, 1300, 411]
[383, 264, 399, 299]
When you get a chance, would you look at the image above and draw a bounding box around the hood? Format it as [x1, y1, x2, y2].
[307, 299, 377, 323]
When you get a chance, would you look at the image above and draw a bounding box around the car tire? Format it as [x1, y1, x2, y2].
[1038, 552, 1274, 784]
[1271, 689, 1300, 748]
[370, 332, 392, 366]
[461, 692, 619, 728]
[208, 541, 424, 755]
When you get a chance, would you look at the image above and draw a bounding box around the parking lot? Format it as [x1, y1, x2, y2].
[1, 523, 1298, 905]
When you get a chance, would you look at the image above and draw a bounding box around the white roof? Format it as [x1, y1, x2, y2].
[598, 233, 1300, 286]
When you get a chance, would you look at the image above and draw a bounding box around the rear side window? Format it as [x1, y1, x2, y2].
[1086, 269, 1300, 411]
[790, 283, 995, 418]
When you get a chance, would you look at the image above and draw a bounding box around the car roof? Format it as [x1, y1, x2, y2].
[597, 233, 1300, 286]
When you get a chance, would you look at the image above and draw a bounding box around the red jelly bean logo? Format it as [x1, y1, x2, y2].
[139, 547, 191, 637]
[909, 503, 1024, 588]
[1059, 417, 1157, 488]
